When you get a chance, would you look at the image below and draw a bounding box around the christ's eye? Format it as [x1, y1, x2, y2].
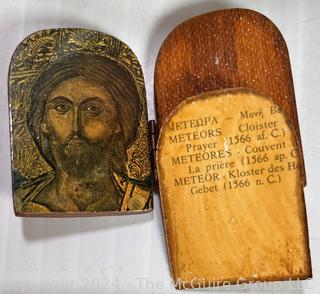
[54, 103, 71, 114]
[83, 103, 103, 115]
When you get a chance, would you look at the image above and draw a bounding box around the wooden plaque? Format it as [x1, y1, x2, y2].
[9, 29, 152, 217]
[154, 8, 306, 184]
[155, 9, 311, 289]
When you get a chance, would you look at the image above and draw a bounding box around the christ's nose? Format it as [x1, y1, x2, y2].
[72, 107, 81, 134]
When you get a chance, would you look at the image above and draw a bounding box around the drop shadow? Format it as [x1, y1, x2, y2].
[22, 211, 154, 241]
[152, 191, 169, 260]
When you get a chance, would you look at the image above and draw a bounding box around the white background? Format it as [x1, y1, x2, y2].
[0, 0, 319, 293]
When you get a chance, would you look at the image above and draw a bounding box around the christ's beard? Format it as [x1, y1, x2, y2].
[51, 136, 110, 178]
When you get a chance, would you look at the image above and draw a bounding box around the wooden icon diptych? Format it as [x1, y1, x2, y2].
[8, 8, 312, 289]
[9, 29, 152, 216]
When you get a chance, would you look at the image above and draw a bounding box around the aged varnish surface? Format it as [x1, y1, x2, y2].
[157, 89, 311, 289]
[9, 29, 152, 217]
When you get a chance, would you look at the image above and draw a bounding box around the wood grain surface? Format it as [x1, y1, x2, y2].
[154, 8, 305, 184]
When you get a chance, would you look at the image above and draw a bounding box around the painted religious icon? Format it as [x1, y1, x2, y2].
[9, 29, 152, 216]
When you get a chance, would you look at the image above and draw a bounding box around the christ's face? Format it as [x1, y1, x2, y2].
[43, 76, 120, 175]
